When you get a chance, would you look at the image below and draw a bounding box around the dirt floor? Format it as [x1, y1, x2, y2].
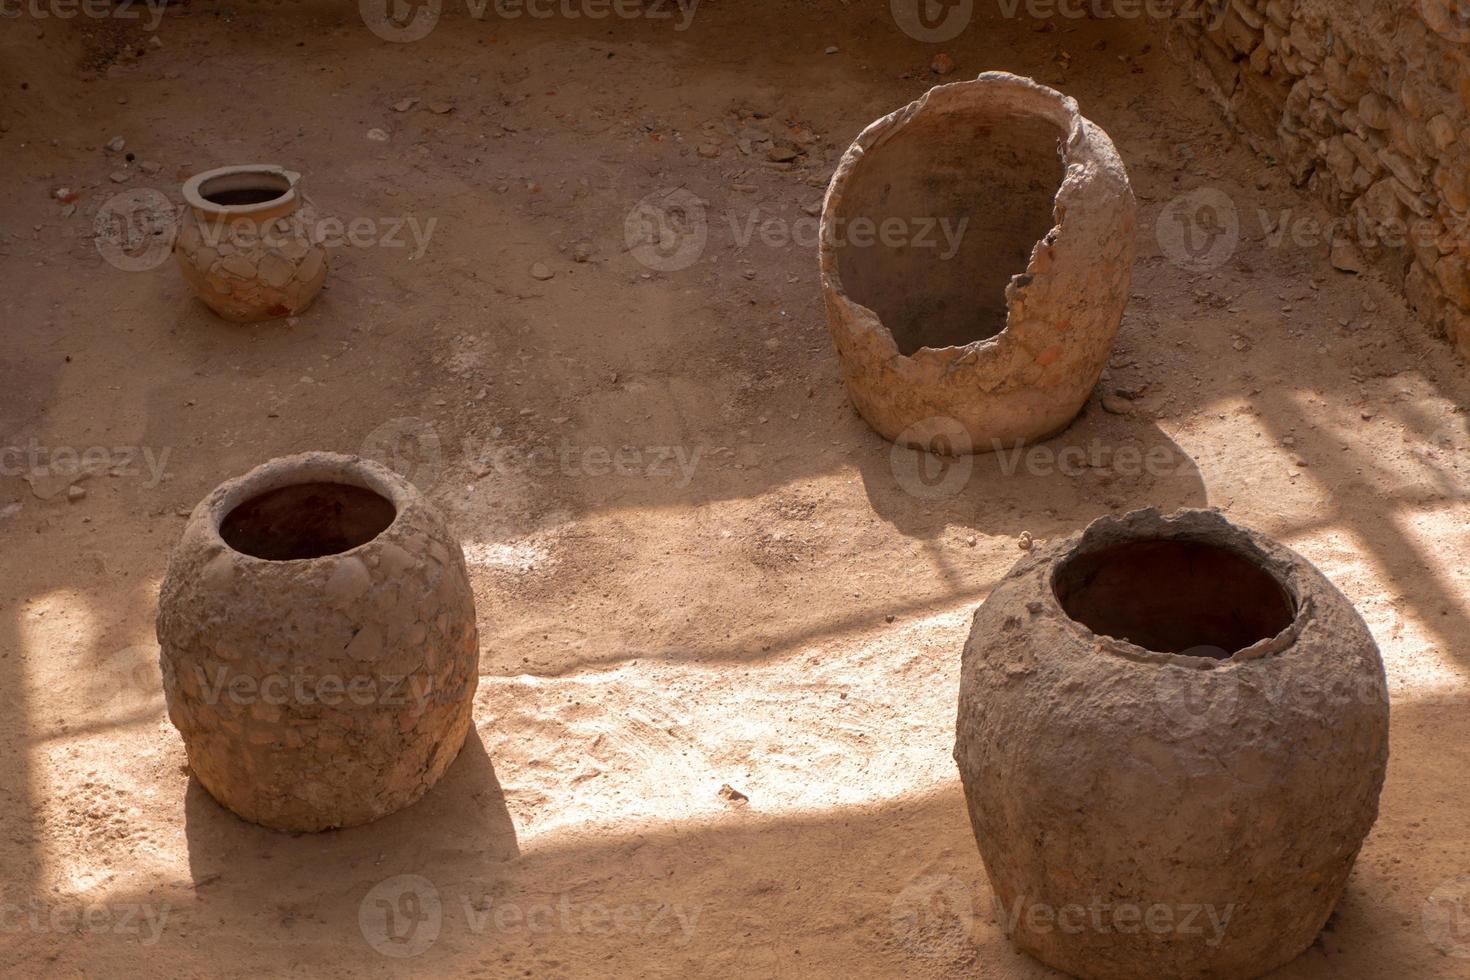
[2, 2, 1469, 977]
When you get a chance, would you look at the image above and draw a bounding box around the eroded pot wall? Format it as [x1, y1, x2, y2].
[1168, 0, 1470, 357]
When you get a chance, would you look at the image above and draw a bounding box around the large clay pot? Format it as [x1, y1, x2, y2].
[819, 72, 1136, 454]
[954, 508, 1389, 979]
[156, 452, 479, 831]
[174, 164, 328, 322]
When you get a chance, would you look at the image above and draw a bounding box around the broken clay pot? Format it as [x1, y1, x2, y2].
[819, 72, 1137, 454]
[174, 164, 328, 322]
[954, 508, 1389, 979]
[156, 452, 480, 831]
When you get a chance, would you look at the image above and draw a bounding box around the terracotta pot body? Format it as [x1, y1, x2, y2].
[156, 452, 479, 831]
[174, 164, 328, 322]
[819, 72, 1137, 454]
[954, 509, 1389, 979]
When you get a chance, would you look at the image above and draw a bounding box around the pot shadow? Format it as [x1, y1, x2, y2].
[182, 729, 518, 921]
[854, 397, 1210, 543]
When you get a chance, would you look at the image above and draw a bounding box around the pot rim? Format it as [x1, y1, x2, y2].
[1043, 508, 1314, 670]
[818, 71, 1099, 364]
[182, 164, 302, 220]
[198, 451, 414, 566]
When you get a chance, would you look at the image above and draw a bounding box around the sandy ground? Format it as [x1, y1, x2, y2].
[2, 2, 1469, 977]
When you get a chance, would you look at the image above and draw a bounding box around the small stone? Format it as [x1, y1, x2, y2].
[571, 242, 593, 263]
[67, 485, 86, 502]
[105, 136, 125, 152]
[139, 160, 161, 175]
[718, 783, 749, 804]
[109, 171, 130, 183]
[61, 203, 75, 217]
[530, 262, 554, 281]
[149, 35, 163, 48]
[802, 200, 823, 217]
[1018, 531, 1034, 551]
[53, 186, 74, 201]
[1331, 237, 1365, 274]
[931, 53, 957, 75]
[392, 97, 419, 112]
[366, 128, 390, 142]
[1101, 394, 1133, 415]
[742, 269, 757, 280]
[428, 101, 454, 114]
[824, 45, 839, 54]
[767, 144, 799, 162]
[697, 143, 721, 158]
[885, 614, 896, 623]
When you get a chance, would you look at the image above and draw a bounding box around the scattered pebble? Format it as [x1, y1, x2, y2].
[392, 97, 419, 112]
[767, 144, 799, 163]
[1018, 531, 1034, 551]
[1331, 238, 1365, 274]
[571, 242, 593, 263]
[1101, 394, 1133, 415]
[366, 128, 390, 142]
[67, 485, 87, 502]
[105, 136, 125, 152]
[931, 53, 957, 75]
[824, 45, 839, 55]
[139, 160, 161, 175]
[428, 101, 455, 115]
[697, 143, 721, 158]
[530, 262, 554, 280]
[718, 784, 749, 804]
[109, 171, 130, 183]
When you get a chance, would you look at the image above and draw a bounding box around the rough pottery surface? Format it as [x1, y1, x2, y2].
[173, 164, 329, 322]
[953, 508, 1390, 980]
[155, 452, 480, 832]
[819, 72, 1138, 454]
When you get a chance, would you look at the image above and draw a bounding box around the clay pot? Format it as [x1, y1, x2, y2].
[954, 509, 1389, 979]
[819, 72, 1137, 454]
[156, 452, 480, 831]
[174, 164, 328, 322]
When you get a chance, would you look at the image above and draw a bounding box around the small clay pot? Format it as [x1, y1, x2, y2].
[954, 509, 1389, 979]
[174, 164, 328, 322]
[156, 452, 480, 831]
[819, 72, 1137, 454]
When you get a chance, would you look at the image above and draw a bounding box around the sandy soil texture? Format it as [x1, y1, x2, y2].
[1, 2, 1468, 977]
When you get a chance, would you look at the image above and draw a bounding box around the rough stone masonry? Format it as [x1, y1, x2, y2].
[1166, 0, 1470, 358]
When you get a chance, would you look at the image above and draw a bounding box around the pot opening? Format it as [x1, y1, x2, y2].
[199, 171, 291, 208]
[219, 482, 396, 561]
[1053, 539, 1296, 658]
[832, 104, 1065, 355]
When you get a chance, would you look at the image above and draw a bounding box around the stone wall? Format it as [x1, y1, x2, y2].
[1167, 0, 1470, 356]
